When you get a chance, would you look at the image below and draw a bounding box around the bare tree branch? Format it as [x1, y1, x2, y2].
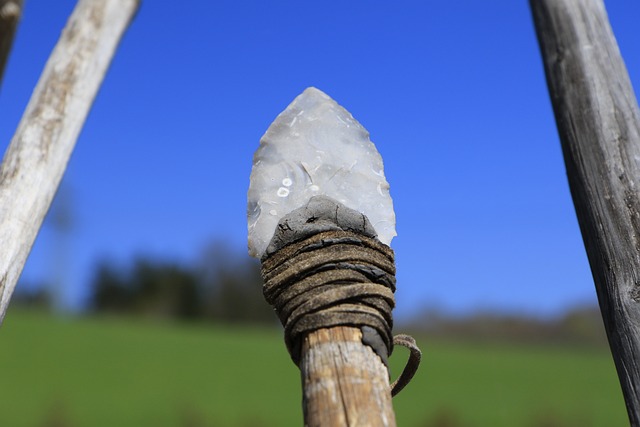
[0, 0, 22, 87]
[531, 0, 640, 423]
[0, 0, 140, 323]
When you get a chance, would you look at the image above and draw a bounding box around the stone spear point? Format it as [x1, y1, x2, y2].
[247, 87, 396, 259]
[247, 87, 417, 427]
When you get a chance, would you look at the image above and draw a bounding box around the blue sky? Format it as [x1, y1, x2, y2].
[1, 1, 639, 319]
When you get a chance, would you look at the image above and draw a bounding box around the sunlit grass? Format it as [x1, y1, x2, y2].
[391, 340, 626, 426]
[0, 309, 628, 426]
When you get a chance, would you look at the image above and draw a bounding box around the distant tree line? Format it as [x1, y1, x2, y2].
[405, 305, 609, 348]
[12, 238, 609, 347]
[89, 241, 277, 325]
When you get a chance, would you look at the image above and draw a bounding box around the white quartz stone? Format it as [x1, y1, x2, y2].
[247, 87, 396, 258]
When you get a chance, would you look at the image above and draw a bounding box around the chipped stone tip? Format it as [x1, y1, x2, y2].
[247, 87, 396, 258]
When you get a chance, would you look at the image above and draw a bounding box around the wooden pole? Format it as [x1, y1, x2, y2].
[301, 327, 395, 426]
[0, 0, 140, 323]
[0, 0, 22, 87]
[530, 0, 640, 423]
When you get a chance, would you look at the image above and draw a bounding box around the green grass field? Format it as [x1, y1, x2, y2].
[0, 309, 628, 427]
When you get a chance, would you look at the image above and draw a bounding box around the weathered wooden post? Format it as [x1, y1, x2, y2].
[0, 0, 21, 87]
[0, 0, 140, 323]
[530, 0, 640, 423]
[248, 88, 420, 426]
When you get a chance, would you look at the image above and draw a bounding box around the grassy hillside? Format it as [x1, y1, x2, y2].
[0, 309, 628, 426]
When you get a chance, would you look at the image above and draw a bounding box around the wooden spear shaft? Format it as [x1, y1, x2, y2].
[530, 0, 640, 423]
[301, 327, 395, 426]
[0, 0, 140, 323]
[258, 198, 402, 426]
